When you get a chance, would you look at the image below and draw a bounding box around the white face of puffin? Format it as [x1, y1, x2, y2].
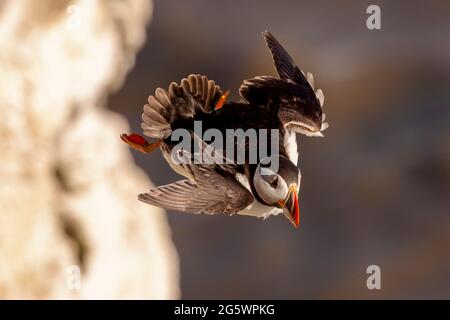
[253, 156, 301, 228]
[254, 166, 289, 204]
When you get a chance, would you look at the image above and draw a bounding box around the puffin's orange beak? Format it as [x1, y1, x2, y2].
[279, 185, 300, 228]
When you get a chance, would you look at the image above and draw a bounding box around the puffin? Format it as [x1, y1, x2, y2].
[121, 31, 328, 228]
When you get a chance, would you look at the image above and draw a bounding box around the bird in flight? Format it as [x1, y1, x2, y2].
[121, 31, 328, 228]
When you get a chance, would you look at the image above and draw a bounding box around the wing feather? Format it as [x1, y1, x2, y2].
[138, 165, 254, 215]
[262, 31, 312, 89]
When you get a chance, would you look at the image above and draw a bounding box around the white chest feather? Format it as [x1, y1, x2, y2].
[284, 130, 298, 165]
[234, 173, 283, 219]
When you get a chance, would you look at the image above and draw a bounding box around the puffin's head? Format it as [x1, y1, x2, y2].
[254, 155, 301, 228]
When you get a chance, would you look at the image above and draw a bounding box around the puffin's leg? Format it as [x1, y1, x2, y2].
[120, 133, 161, 153]
[214, 90, 229, 110]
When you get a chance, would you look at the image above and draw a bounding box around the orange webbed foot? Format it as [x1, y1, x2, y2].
[120, 133, 161, 154]
[214, 90, 230, 110]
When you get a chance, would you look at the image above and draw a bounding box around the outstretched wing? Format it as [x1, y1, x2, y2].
[138, 164, 254, 215]
[238, 31, 328, 136]
[262, 31, 312, 89]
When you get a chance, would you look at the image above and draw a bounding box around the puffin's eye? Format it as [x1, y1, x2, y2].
[269, 176, 279, 189]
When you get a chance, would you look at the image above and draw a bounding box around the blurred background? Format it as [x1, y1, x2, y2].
[1, 0, 450, 299]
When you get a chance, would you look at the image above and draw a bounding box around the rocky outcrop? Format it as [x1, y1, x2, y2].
[0, 0, 179, 299]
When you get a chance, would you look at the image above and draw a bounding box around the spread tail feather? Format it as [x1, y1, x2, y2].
[141, 74, 224, 139]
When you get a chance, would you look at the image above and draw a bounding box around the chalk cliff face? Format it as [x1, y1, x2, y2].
[0, 0, 179, 299]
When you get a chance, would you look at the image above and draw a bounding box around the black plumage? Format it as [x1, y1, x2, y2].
[239, 31, 327, 135]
